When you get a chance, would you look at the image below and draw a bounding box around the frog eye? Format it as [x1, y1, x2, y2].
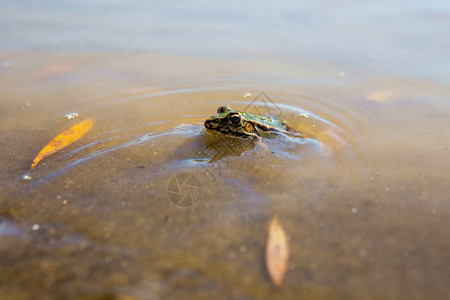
[244, 122, 254, 133]
[217, 105, 231, 114]
[228, 112, 242, 125]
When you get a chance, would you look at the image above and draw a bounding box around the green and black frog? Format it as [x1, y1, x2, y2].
[202, 105, 314, 162]
[204, 105, 312, 140]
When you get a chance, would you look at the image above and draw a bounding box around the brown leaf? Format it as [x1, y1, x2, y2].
[31, 64, 77, 81]
[367, 91, 392, 102]
[31, 119, 94, 169]
[266, 215, 289, 286]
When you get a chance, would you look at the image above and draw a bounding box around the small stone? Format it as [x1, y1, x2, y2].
[64, 112, 79, 120]
[299, 113, 309, 118]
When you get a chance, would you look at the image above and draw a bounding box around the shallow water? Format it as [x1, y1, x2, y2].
[1, 1, 450, 300]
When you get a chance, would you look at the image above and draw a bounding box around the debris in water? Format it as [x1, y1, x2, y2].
[31, 119, 94, 169]
[65, 112, 79, 120]
[298, 113, 309, 118]
[367, 91, 392, 102]
[266, 215, 289, 286]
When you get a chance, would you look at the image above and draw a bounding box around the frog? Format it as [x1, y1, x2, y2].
[204, 105, 312, 140]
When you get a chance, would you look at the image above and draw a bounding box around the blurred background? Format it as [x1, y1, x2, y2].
[2, 0, 449, 82]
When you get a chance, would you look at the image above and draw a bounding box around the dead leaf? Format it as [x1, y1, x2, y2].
[367, 91, 392, 102]
[31, 64, 77, 81]
[31, 119, 94, 169]
[266, 215, 289, 286]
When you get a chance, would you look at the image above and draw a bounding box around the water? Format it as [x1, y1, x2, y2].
[1, 1, 449, 300]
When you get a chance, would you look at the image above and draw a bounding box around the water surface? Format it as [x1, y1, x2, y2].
[0, 1, 449, 300]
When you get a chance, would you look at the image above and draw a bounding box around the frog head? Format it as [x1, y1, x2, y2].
[204, 105, 260, 139]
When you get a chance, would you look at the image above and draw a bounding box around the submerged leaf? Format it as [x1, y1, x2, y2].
[31, 64, 77, 81]
[266, 215, 289, 286]
[367, 91, 392, 102]
[31, 119, 94, 169]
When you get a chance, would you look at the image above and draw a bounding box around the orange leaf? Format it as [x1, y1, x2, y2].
[31, 64, 77, 81]
[266, 215, 289, 286]
[31, 119, 94, 169]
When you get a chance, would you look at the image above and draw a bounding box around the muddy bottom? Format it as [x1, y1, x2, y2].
[0, 51, 449, 300]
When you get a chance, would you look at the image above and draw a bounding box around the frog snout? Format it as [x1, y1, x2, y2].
[204, 119, 212, 129]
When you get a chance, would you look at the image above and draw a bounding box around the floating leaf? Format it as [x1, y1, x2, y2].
[266, 215, 289, 286]
[367, 91, 392, 102]
[31, 64, 77, 81]
[31, 119, 94, 169]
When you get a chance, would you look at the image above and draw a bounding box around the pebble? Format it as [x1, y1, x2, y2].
[64, 112, 79, 120]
